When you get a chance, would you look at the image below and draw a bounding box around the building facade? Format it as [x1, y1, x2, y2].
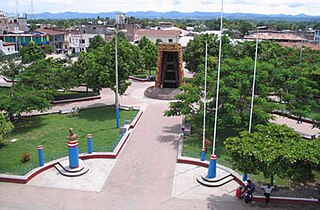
[135, 29, 180, 44]
[0, 40, 17, 55]
[0, 11, 27, 34]
[0, 32, 49, 51]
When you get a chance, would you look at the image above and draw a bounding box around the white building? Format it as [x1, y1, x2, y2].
[0, 40, 17, 55]
[135, 29, 180, 44]
[68, 33, 104, 54]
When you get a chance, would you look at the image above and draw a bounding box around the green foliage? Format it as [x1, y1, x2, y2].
[20, 41, 45, 64]
[73, 33, 142, 96]
[139, 37, 158, 75]
[183, 34, 232, 73]
[88, 35, 106, 52]
[225, 124, 320, 185]
[0, 113, 13, 143]
[0, 58, 24, 86]
[41, 45, 54, 54]
[0, 86, 52, 119]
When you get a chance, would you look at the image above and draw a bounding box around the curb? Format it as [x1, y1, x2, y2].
[0, 107, 144, 184]
[52, 95, 101, 105]
[129, 75, 150, 82]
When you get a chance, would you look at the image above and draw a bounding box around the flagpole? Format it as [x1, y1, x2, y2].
[201, 41, 208, 161]
[115, 24, 120, 128]
[243, 35, 259, 182]
[208, 0, 223, 179]
[248, 38, 259, 134]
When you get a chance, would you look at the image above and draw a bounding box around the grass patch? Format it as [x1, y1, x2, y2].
[0, 107, 137, 175]
[308, 106, 320, 120]
[182, 128, 238, 169]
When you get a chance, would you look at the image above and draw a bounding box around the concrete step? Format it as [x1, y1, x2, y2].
[196, 174, 234, 187]
[54, 159, 90, 177]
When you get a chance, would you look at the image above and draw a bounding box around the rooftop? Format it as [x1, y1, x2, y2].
[244, 32, 307, 41]
[136, 29, 181, 37]
[36, 29, 67, 35]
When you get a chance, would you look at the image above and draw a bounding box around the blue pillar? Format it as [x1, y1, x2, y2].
[116, 106, 120, 128]
[207, 154, 217, 178]
[242, 173, 248, 182]
[87, 134, 93, 154]
[200, 147, 206, 161]
[68, 140, 79, 168]
[37, 145, 44, 167]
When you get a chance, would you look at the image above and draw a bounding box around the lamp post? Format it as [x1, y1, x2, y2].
[115, 24, 120, 128]
[201, 41, 208, 161]
[208, 0, 223, 179]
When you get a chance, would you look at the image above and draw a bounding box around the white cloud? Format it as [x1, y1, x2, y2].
[1, 0, 319, 16]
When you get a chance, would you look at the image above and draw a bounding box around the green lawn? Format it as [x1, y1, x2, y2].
[308, 106, 320, 120]
[0, 107, 137, 175]
[182, 128, 238, 169]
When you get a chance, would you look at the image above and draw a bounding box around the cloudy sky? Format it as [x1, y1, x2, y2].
[2, 0, 320, 16]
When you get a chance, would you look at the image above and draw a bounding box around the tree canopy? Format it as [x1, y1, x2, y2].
[88, 35, 106, 52]
[20, 41, 45, 64]
[225, 124, 320, 185]
[0, 113, 13, 143]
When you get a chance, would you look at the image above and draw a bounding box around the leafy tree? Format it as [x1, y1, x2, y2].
[88, 35, 106, 52]
[140, 38, 158, 75]
[0, 113, 13, 144]
[138, 36, 149, 49]
[225, 124, 320, 185]
[0, 58, 23, 86]
[73, 52, 104, 93]
[20, 41, 45, 64]
[165, 57, 276, 131]
[41, 45, 54, 54]
[183, 34, 232, 73]
[19, 58, 66, 91]
[0, 85, 52, 121]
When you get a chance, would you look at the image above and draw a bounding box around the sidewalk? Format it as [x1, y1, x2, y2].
[270, 114, 320, 139]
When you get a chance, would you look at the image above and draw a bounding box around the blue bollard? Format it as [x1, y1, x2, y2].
[208, 154, 217, 178]
[242, 173, 248, 182]
[68, 140, 79, 168]
[116, 106, 120, 128]
[200, 147, 206, 161]
[37, 145, 44, 167]
[87, 134, 93, 154]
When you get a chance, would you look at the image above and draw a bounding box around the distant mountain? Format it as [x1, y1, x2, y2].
[28, 11, 320, 22]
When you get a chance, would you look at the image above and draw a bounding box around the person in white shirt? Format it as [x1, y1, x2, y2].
[261, 183, 275, 206]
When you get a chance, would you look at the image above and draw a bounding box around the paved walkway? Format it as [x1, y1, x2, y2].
[0, 76, 319, 209]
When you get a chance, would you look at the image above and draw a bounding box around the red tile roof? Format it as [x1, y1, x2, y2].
[136, 29, 180, 37]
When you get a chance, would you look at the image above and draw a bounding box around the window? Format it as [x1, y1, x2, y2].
[81, 39, 85, 43]
[168, 39, 173, 43]
[89, 38, 92, 43]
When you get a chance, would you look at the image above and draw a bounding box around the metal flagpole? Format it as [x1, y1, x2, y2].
[208, 0, 223, 179]
[201, 41, 208, 161]
[115, 25, 120, 128]
[243, 36, 259, 182]
[248, 38, 259, 134]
